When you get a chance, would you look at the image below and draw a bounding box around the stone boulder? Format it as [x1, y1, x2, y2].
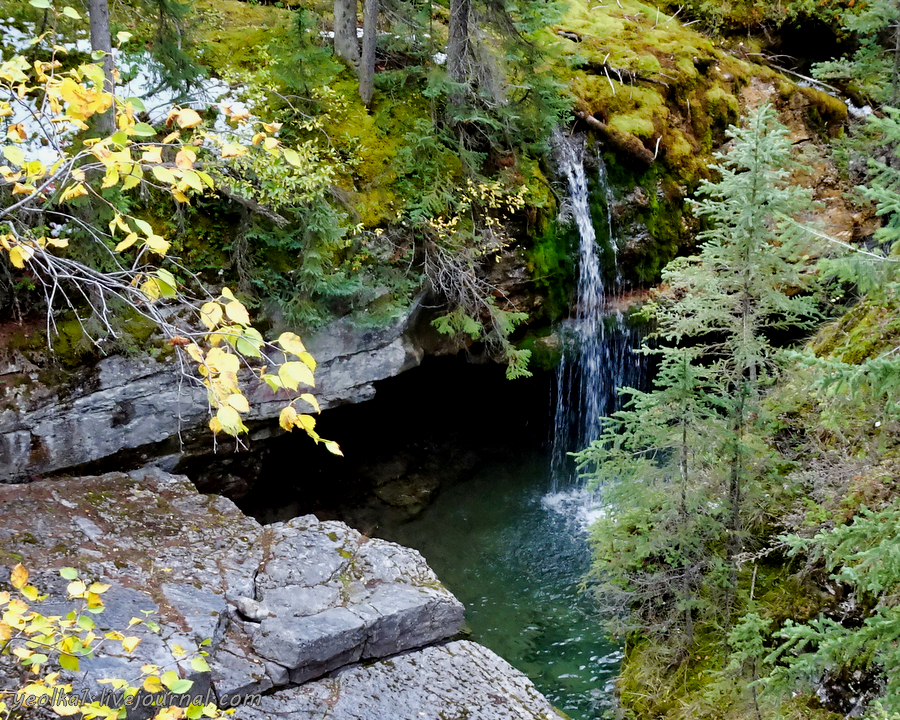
[0, 468, 461, 706]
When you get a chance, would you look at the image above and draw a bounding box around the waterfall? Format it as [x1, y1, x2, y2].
[549, 131, 644, 486]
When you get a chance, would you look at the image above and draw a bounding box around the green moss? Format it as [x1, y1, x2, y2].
[799, 86, 849, 135]
[609, 113, 656, 140]
[193, 0, 292, 74]
[811, 292, 900, 364]
[525, 223, 576, 322]
[705, 85, 740, 127]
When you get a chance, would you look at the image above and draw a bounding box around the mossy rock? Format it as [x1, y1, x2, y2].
[811, 292, 900, 364]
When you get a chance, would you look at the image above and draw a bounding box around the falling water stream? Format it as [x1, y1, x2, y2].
[550, 131, 646, 484]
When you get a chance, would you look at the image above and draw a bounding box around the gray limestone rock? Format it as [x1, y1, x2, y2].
[0, 311, 424, 482]
[0, 469, 465, 705]
[239, 640, 567, 720]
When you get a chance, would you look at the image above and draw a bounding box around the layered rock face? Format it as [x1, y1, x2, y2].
[0, 314, 424, 483]
[0, 469, 564, 719]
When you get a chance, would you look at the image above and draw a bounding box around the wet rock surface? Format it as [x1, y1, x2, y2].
[0, 469, 561, 718]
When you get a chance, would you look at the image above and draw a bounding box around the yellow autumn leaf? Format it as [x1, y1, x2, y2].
[10, 564, 27, 590]
[175, 148, 196, 170]
[101, 166, 119, 189]
[8, 244, 33, 269]
[88, 582, 110, 594]
[141, 146, 162, 164]
[299, 393, 320, 413]
[298, 351, 317, 372]
[143, 676, 163, 693]
[216, 405, 246, 435]
[279, 406, 298, 431]
[325, 441, 344, 456]
[199, 302, 223, 330]
[220, 143, 246, 159]
[152, 165, 177, 185]
[121, 636, 141, 653]
[224, 301, 251, 326]
[278, 361, 315, 391]
[141, 278, 161, 301]
[175, 108, 202, 129]
[121, 165, 143, 190]
[206, 347, 241, 374]
[296, 414, 316, 432]
[226, 393, 250, 413]
[277, 332, 306, 356]
[66, 580, 87, 597]
[114, 232, 138, 252]
[145, 234, 170, 255]
[185, 344, 203, 364]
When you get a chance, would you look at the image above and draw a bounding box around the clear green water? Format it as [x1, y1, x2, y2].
[375, 449, 621, 720]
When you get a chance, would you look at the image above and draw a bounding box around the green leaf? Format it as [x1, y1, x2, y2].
[235, 327, 264, 359]
[29, 0, 51, 7]
[62, 6, 82, 19]
[282, 147, 302, 167]
[154, 269, 177, 298]
[133, 218, 153, 236]
[59, 653, 79, 671]
[124, 96, 146, 112]
[59, 567, 79, 580]
[77, 615, 95, 631]
[168, 679, 193, 694]
[131, 123, 157, 138]
[190, 656, 210, 673]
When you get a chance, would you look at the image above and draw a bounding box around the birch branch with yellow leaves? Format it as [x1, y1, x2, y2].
[0, 2, 340, 454]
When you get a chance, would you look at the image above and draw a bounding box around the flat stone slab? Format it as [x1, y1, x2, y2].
[239, 640, 566, 720]
[0, 468, 462, 704]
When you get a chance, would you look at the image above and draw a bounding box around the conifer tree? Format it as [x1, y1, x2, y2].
[578, 103, 821, 642]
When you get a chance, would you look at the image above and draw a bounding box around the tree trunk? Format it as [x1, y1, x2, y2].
[358, 0, 378, 106]
[447, 0, 471, 100]
[88, 0, 115, 136]
[334, 0, 360, 68]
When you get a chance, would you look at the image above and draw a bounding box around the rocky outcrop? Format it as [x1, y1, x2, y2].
[241, 640, 565, 720]
[0, 469, 563, 718]
[0, 312, 424, 483]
